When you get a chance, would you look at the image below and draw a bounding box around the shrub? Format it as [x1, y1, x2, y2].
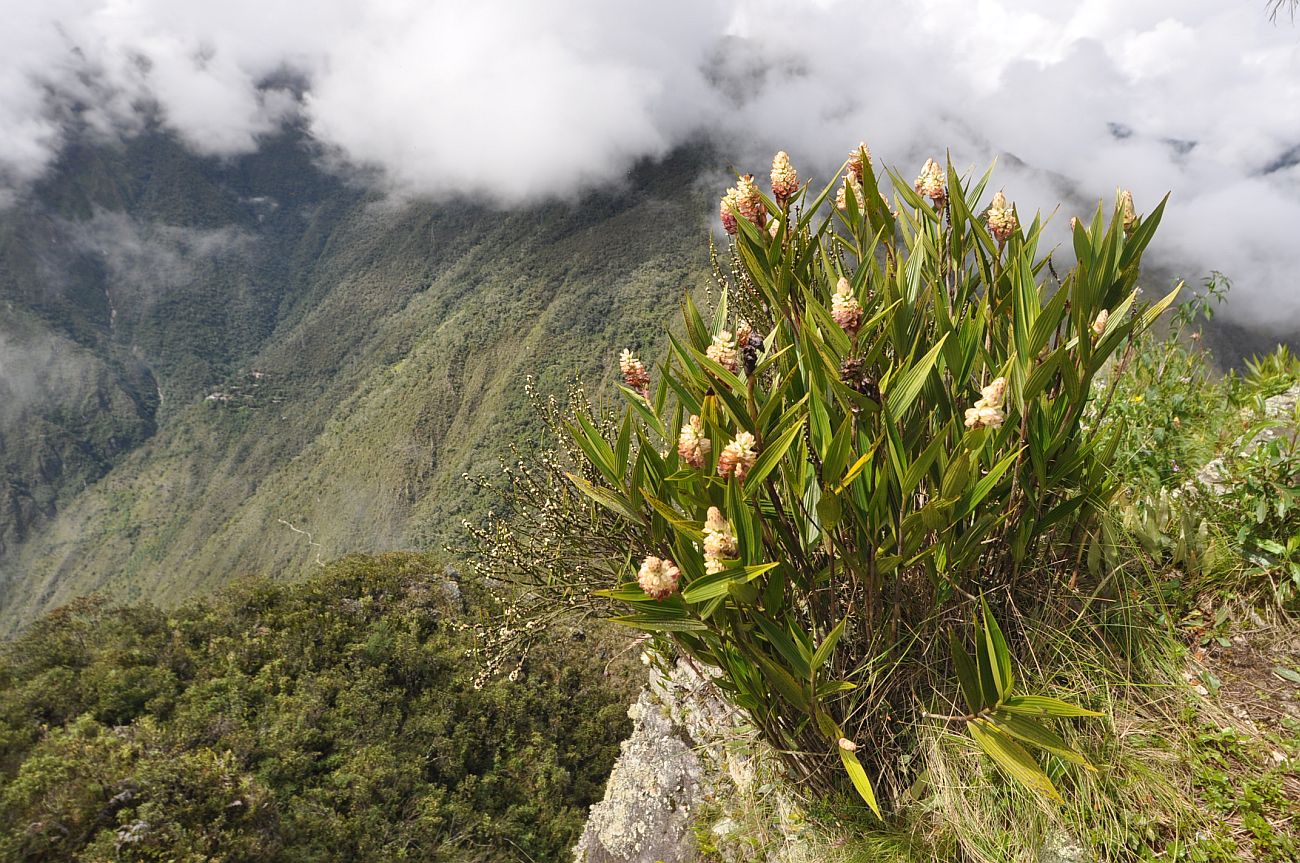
[470, 147, 1180, 814]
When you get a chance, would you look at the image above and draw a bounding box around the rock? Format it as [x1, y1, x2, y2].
[1192, 383, 1299, 495]
[1039, 828, 1090, 863]
[574, 657, 805, 863]
[437, 564, 464, 611]
[572, 686, 706, 863]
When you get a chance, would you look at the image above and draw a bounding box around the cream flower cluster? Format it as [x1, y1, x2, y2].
[719, 187, 740, 236]
[718, 432, 759, 482]
[677, 414, 711, 468]
[735, 174, 767, 228]
[770, 151, 799, 206]
[986, 191, 1017, 243]
[703, 506, 737, 574]
[831, 276, 863, 333]
[638, 556, 680, 600]
[964, 376, 1007, 430]
[847, 142, 870, 183]
[836, 176, 865, 212]
[619, 349, 650, 396]
[707, 330, 739, 373]
[914, 158, 946, 205]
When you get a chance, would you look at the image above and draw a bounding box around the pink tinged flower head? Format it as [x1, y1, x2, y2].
[706, 331, 739, 373]
[637, 556, 680, 600]
[718, 431, 759, 482]
[619, 349, 650, 396]
[677, 414, 711, 468]
[831, 276, 863, 334]
[847, 142, 871, 184]
[1119, 189, 1137, 233]
[986, 191, 1018, 243]
[770, 151, 799, 206]
[719, 187, 740, 236]
[1091, 308, 1109, 337]
[735, 174, 767, 228]
[914, 158, 946, 206]
[964, 376, 1007, 429]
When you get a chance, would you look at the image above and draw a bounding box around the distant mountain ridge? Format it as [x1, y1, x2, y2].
[0, 128, 712, 633]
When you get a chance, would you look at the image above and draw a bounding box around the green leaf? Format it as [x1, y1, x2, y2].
[811, 619, 847, 673]
[981, 599, 1014, 701]
[564, 472, 644, 525]
[990, 712, 1094, 769]
[743, 419, 805, 496]
[610, 614, 708, 633]
[968, 718, 1063, 803]
[839, 746, 883, 819]
[1272, 667, 1300, 686]
[999, 695, 1102, 718]
[885, 334, 949, 416]
[754, 613, 813, 678]
[1136, 282, 1183, 332]
[680, 562, 779, 603]
[950, 631, 984, 712]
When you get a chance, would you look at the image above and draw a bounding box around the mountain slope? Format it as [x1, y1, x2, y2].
[0, 130, 712, 632]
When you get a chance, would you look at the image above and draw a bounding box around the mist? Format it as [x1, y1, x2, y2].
[1, 1, 1298, 332]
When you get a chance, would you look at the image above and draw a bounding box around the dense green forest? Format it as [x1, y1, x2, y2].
[0, 552, 633, 862]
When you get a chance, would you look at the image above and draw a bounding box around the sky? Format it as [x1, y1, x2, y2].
[1, 0, 1298, 332]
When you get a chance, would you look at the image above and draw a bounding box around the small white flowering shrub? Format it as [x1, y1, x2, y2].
[469, 146, 1180, 816]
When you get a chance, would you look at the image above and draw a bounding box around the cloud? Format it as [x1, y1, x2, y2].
[1, 1, 1298, 330]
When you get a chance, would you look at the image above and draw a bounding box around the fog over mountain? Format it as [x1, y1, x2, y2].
[1, 0, 1298, 330]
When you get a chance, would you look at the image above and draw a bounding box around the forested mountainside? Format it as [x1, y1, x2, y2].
[0, 128, 712, 632]
[0, 552, 634, 861]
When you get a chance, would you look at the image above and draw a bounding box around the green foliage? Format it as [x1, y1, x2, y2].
[0, 553, 631, 862]
[479, 149, 1178, 814]
[1102, 274, 1233, 494]
[1238, 345, 1300, 402]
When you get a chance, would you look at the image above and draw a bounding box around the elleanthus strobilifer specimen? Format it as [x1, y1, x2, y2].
[467, 145, 1180, 817]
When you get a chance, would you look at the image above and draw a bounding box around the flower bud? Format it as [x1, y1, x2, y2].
[718, 432, 759, 482]
[986, 191, 1018, 243]
[964, 376, 1007, 429]
[831, 276, 863, 334]
[719, 188, 740, 236]
[619, 349, 650, 396]
[836, 176, 865, 212]
[677, 415, 711, 468]
[770, 151, 799, 207]
[706, 331, 740, 373]
[1119, 189, 1137, 233]
[703, 506, 737, 558]
[980, 376, 1007, 411]
[637, 556, 680, 600]
[914, 158, 946, 206]
[847, 142, 871, 183]
[1091, 308, 1109, 337]
[735, 174, 767, 229]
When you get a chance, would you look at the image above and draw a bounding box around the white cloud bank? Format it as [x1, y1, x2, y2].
[1, 0, 1298, 330]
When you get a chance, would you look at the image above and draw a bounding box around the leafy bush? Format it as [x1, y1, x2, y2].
[470, 147, 1180, 814]
[0, 553, 632, 862]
